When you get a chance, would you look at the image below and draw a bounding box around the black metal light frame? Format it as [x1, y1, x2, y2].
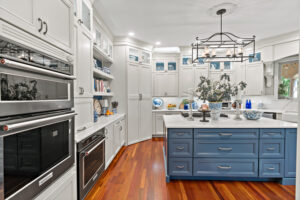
[192, 9, 256, 63]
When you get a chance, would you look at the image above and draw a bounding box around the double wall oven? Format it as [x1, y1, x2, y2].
[0, 38, 75, 200]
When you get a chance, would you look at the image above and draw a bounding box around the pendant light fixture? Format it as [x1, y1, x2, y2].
[191, 9, 256, 63]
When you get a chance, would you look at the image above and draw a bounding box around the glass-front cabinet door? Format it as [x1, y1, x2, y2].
[141, 51, 151, 65]
[81, 0, 92, 31]
[167, 61, 177, 71]
[155, 61, 165, 72]
[128, 48, 139, 63]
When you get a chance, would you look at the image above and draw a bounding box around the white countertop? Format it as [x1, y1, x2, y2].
[153, 108, 284, 114]
[75, 113, 126, 142]
[163, 114, 297, 129]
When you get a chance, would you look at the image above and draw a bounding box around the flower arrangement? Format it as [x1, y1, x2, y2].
[195, 73, 247, 102]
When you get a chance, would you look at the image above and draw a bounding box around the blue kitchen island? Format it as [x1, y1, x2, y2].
[163, 115, 298, 185]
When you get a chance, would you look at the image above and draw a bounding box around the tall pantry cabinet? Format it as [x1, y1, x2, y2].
[112, 38, 153, 145]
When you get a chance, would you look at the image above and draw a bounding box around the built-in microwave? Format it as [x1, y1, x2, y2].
[0, 38, 75, 117]
[0, 110, 76, 200]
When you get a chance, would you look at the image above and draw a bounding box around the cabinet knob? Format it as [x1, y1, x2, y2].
[78, 19, 83, 25]
[79, 87, 84, 95]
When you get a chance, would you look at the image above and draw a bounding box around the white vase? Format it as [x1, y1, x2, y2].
[209, 102, 222, 121]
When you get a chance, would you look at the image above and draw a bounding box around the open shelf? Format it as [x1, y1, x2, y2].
[93, 92, 114, 97]
[93, 68, 114, 80]
[93, 45, 113, 64]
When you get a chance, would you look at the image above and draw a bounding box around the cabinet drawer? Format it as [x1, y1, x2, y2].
[259, 139, 284, 158]
[169, 139, 193, 157]
[169, 129, 193, 139]
[194, 129, 259, 139]
[169, 158, 192, 176]
[193, 158, 258, 177]
[259, 159, 284, 178]
[260, 129, 285, 139]
[194, 140, 258, 158]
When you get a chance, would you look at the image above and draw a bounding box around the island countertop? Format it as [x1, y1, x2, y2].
[163, 114, 297, 129]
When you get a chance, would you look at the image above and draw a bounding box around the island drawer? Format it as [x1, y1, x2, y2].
[194, 139, 258, 158]
[259, 139, 284, 158]
[169, 139, 193, 157]
[169, 129, 193, 139]
[259, 159, 284, 178]
[169, 158, 193, 176]
[194, 129, 259, 139]
[260, 129, 285, 139]
[193, 158, 258, 177]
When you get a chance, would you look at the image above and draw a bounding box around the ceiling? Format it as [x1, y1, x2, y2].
[94, 0, 299, 47]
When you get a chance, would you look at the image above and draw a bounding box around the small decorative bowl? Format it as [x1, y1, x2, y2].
[243, 110, 262, 120]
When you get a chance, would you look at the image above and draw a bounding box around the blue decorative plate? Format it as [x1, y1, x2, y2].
[153, 98, 164, 108]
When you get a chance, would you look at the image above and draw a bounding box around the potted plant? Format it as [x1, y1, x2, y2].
[195, 74, 247, 120]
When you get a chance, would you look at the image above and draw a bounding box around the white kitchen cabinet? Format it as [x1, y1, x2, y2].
[74, 0, 93, 33]
[153, 73, 178, 97]
[245, 62, 264, 95]
[154, 59, 178, 73]
[35, 0, 73, 53]
[74, 24, 93, 97]
[34, 166, 77, 200]
[105, 123, 114, 169]
[128, 47, 151, 66]
[120, 119, 126, 146]
[127, 62, 152, 145]
[155, 113, 164, 136]
[0, 0, 73, 54]
[113, 121, 122, 154]
[74, 98, 94, 133]
[179, 66, 209, 96]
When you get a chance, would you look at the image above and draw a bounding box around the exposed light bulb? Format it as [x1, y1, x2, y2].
[211, 49, 216, 57]
[204, 47, 210, 57]
[128, 32, 135, 37]
[238, 47, 243, 55]
[226, 49, 232, 57]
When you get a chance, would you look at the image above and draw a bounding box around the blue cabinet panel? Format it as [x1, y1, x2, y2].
[169, 158, 193, 176]
[259, 159, 284, 178]
[194, 139, 258, 158]
[193, 158, 258, 177]
[169, 139, 193, 158]
[169, 129, 193, 139]
[259, 139, 284, 158]
[194, 129, 259, 139]
[285, 129, 297, 177]
[260, 129, 285, 139]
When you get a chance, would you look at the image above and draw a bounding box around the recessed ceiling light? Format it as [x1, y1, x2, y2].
[128, 32, 135, 37]
[155, 41, 161, 45]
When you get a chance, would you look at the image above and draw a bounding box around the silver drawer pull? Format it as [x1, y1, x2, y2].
[266, 147, 275, 151]
[176, 165, 185, 169]
[217, 165, 232, 170]
[218, 147, 233, 151]
[267, 167, 275, 170]
[176, 146, 185, 150]
[218, 133, 232, 137]
[267, 132, 277, 135]
[176, 132, 185, 136]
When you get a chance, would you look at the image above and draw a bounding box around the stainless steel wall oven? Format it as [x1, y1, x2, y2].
[77, 129, 105, 200]
[0, 38, 75, 200]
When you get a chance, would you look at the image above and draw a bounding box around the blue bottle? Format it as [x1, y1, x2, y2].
[245, 99, 249, 109]
[249, 99, 252, 109]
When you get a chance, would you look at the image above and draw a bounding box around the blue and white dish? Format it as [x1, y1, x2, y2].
[243, 110, 262, 120]
[152, 98, 164, 108]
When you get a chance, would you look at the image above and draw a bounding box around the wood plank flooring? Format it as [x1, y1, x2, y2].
[85, 138, 295, 200]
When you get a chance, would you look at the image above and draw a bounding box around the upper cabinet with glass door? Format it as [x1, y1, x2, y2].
[141, 51, 151, 65]
[154, 60, 178, 73]
[75, 0, 93, 33]
[128, 47, 151, 65]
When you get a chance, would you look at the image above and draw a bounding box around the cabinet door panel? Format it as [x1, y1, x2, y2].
[165, 73, 178, 96]
[139, 98, 152, 141]
[155, 114, 164, 136]
[285, 129, 297, 177]
[74, 98, 93, 132]
[180, 67, 194, 96]
[105, 124, 114, 168]
[127, 98, 139, 145]
[0, 0, 36, 33]
[153, 74, 166, 96]
[245, 63, 264, 95]
[35, 0, 72, 52]
[75, 27, 93, 97]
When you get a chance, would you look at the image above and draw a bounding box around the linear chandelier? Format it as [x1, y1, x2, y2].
[191, 9, 256, 63]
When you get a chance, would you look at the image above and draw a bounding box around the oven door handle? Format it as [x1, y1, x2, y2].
[1, 112, 76, 132]
[83, 138, 105, 156]
[1, 58, 76, 80]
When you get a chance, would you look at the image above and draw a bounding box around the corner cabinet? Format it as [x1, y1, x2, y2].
[164, 128, 297, 185]
[0, 0, 73, 54]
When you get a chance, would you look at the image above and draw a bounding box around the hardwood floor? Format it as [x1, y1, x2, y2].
[85, 138, 295, 200]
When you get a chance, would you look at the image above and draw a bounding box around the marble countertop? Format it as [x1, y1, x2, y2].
[163, 114, 297, 129]
[153, 108, 284, 114]
[75, 113, 126, 142]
